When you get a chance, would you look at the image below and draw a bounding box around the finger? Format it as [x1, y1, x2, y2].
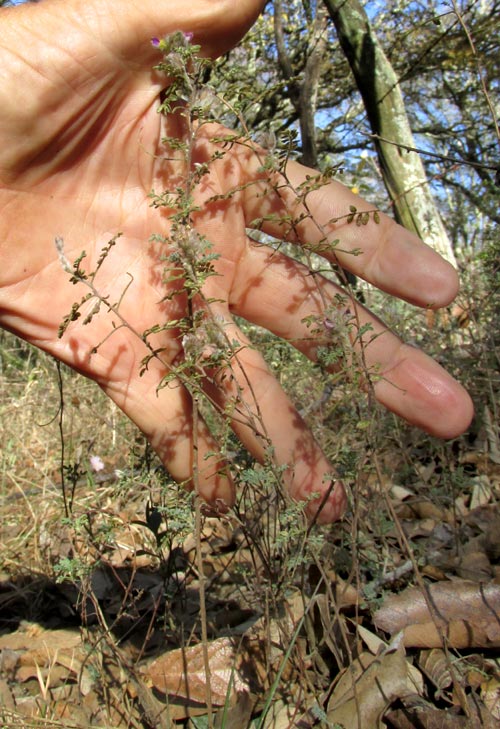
[196, 311, 347, 524]
[6, 0, 266, 66]
[242, 157, 459, 309]
[113, 0, 267, 61]
[229, 239, 474, 439]
[99, 353, 235, 510]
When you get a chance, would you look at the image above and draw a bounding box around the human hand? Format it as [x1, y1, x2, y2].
[0, 0, 473, 522]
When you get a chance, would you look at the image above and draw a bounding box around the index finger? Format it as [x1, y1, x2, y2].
[243, 157, 459, 309]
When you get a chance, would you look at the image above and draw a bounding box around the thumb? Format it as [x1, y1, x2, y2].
[129, 0, 267, 59]
[32, 0, 266, 64]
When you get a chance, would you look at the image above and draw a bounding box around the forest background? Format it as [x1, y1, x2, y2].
[0, 0, 499, 728]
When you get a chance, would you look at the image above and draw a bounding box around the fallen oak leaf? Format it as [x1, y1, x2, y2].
[456, 546, 493, 582]
[327, 642, 419, 729]
[481, 676, 500, 720]
[0, 679, 15, 712]
[214, 690, 255, 729]
[385, 703, 473, 729]
[355, 624, 424, 694]
[374, 580, 500, 648]
[418, 649, 453, 695]
[146, 636, 254, 707]
[145, 594, 309, 717]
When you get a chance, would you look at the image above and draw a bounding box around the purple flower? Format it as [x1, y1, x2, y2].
[151, 37, 160, 47]
[90, 455, 105, 473]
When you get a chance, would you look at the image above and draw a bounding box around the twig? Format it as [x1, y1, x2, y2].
[362, 132, 498, 172]
[449, 0, 500, 143]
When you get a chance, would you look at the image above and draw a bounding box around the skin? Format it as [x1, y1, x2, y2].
[0, 0, 473, 522]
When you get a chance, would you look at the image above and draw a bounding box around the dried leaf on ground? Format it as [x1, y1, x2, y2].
[147, 636, 254, 707]
[261, 697, 304, 729]
[0, 625, 84, 669]
[418, 649, 453, 693]
[356, 624, 424, 693]
[385, 699, 493, 729]
[214, 690, 255, 729]
[145, 597, 305, 720]
[326, 643, 420, 729]
[402, 499, 448, 521]
[456, 544, 493, 581]
[481, 677, 500, 720]
[466, 504, 500, 561]
[373, 580, 500, 648]
[0, 678, 15, 711]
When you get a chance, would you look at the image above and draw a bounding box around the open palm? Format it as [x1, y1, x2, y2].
[0, 0, 473, 521]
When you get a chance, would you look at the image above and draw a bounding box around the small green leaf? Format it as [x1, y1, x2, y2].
[357, 420, 371, 430]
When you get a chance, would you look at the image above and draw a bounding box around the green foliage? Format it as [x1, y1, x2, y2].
[132, 491, 195, 560]
[479, 228, 500, 285]
[53, 553, 95, 583]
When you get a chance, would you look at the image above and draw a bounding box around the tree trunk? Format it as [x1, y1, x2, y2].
[274, 0, 328, 168]
[323, 0, 457, 266]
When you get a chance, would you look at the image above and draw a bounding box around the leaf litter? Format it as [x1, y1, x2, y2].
[1, 331, 500, 727]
